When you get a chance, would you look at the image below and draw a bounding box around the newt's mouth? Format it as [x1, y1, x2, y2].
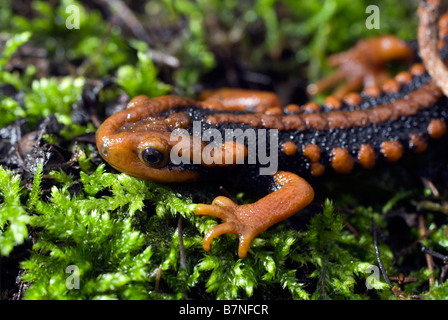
[106, 160, 199, 183]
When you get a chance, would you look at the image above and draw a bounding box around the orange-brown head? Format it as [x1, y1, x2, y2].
[96, 95, 199, 183]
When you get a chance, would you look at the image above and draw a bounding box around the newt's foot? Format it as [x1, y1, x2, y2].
[195, 196, 263, 258]
[195, 171, 314, 258]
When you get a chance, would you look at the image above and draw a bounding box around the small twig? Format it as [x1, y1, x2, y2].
[13, 270, 26, 300]
[421, 246, 448, 284]
[155, 265, 162, 291]
[394, 227, 436, 262]
[97, 0, 152, 44]
[219, 186, 233, 200]
[178, 216, 187, 271]
[418, 0, 448, 95]
[419, 215, 436, 287]
[76, 17, 114, 77]
[421, 246, 448, 263]
[440, 264, 448, 283]
[15, 281, 23, 301]
[177, 216, 189, 299]
[372, 218, 393, 294]
[414, 200, 448, 215]
[344, 220, 360, 239]
[146, 49, 180, 69]
[95, 0, 180, 68]
[335, 206, 355, 215]
[421, 177, 440, 197]
[321, 266, 327, 300]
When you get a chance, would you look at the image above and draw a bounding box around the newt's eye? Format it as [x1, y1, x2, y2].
[138, 139, 170, 169]
[141, 147, 165, 167]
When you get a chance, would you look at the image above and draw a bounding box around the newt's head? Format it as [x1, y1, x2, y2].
[96, 95, 199, 183]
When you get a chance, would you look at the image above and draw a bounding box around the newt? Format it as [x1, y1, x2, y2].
[96, 5, 448, 258]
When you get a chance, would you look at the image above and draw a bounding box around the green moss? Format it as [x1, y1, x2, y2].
[0, 97, 26, 127]
[0, 0, 447, 301]
[115, 41, 172, 98]
[0, 31, 31, 69]
[426, 282, 448, 300]
[20, 165, 198, 299]
[0, 166, 31, 256]
[0, 31, 32, 92]
[24, 76, 85, 126]
[11, 0, 130, 77]
[303, 201, 391, 299]
[2, 162, 398, 300]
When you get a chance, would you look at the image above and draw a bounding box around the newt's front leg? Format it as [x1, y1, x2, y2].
[195, 171, 314, 258]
